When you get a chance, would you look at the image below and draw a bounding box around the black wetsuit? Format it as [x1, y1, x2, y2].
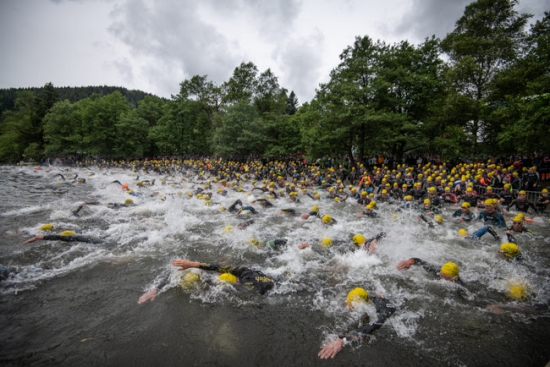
[410, 258, 465, 286]
[478, 210, 507, 228]
[507, 199, 539, 214]
[259, 239, 288, 249]
[199, 263, 275, 295]
[338, 295, 396, 345]
[228, 199, 243, 213]
[458, 194, 479, 208]
[42, 235, 103, 244]
[452, 210, 475, 222]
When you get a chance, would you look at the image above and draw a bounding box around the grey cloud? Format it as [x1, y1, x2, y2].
[278, 28, 324, 103]
[242, 0, 303, 42]
[393, 0, 548, 43]
[108, 0, 241, 94]
[393, 0, 472, 41]
[110, 58, 134, 84]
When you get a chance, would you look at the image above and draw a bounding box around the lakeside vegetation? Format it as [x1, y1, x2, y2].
[0, 0, 548, 164]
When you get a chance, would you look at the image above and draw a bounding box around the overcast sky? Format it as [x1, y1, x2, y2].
[0, 0, 547, 103]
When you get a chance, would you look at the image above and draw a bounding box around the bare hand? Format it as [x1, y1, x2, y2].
[367, 240, 376, 254]
[22, 236, 41, 245]
[396, 259, 414, 270]
[171, 259, 199, 271]
[318, 338, 344, 359]
[486, 304, 505, 315]
[298, 242, 310, 249]
[137, 288, 159, 304]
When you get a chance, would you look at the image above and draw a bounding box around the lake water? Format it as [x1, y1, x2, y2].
[1, 165, 549, 366]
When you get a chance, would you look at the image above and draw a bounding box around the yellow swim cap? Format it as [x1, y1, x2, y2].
[180, 272, 200, 289]
[40, 224, 54, 231]
[507, 281, 529, 301]
[219, 206, 226, 211]
[423, 198, 431, 205]
[124, 198, 134, 205]
[484, 199, 493, 206]
[321, 215, 332, 224]
[369, 201, 377, 208]
[219, 273, 237, 283]
[311, 205, 319, 213]
[512, 215, 523, 223]
[320, 237, 333, 248]
[346, 287, 369, 306]
[187, 191, 193, 197]
[352, 234, 366, 246]
[435, 215, 443, 223]
[461, 202, 470, 209]
[250, 238, 260, 247]
[440, 262, 459, 279]
[60, 230, 76, 236]
[223, 225, 233, 233]
[500, 243, 520, 258]
[519, 190, 526, 195]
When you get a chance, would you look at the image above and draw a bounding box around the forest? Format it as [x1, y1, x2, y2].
[0, 0, 548, 164]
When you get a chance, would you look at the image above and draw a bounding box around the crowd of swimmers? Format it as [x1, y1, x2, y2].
[6, 156, 550, 359]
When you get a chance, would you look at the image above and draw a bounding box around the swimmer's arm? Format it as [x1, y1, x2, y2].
[137, 276, 170, 304]
[22, 235, 44, 245]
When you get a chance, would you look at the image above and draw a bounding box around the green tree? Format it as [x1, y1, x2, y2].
[440, 0, 531, 156]
[222, 62, 259, 104]
[212, 101, 264, 159]
[81, 91, 130, 156]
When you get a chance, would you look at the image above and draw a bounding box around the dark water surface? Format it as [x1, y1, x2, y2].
[1, 166, 549, 366]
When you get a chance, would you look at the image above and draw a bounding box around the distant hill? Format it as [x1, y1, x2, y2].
[0, 85, 164, 113]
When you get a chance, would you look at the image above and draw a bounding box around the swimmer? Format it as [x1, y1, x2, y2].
[238, 219, 255, 229]
[318, 288, 396, 359]
[22, 232, 103, 245]
[352, 233, 386, 253]
[227, 199, 243, 213]
[250, 238, 288, 250]
[235, 206, 258, 215]
[396, 259, 464, 285]
[138, 259, 276, 303]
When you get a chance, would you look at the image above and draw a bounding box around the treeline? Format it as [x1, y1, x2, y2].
[0, 0, 548, 164]
[0, 85, 158, 114]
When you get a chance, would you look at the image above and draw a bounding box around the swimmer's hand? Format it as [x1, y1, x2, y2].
[171, 259, 200, 271]
[318, 338, 344, 359]
[396, 258, 414, 270]
[137, 289, 159, 304]
[297, 242, 309, 250]
[22, 236, 43, 245]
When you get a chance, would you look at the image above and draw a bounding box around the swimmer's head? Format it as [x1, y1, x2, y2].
[320, 238, 333, 248]
[440, 262, 459, 280]
[60, 230, 76, 236]
[499, 243, 520, 258]
[124, 198, 134, 205]
[434, 215, 444, 224]
[311, 205, 319, 213]
[321, 215, 332, 224]
[507, 281, 529, 301]
[180, 272, 201, 289]
[40, 224, 54, 231]
[219, 273, 237, 283]
[458, 229, 468, 237]
[352, 234, 366, 246]
[346, 287, 369, 307]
